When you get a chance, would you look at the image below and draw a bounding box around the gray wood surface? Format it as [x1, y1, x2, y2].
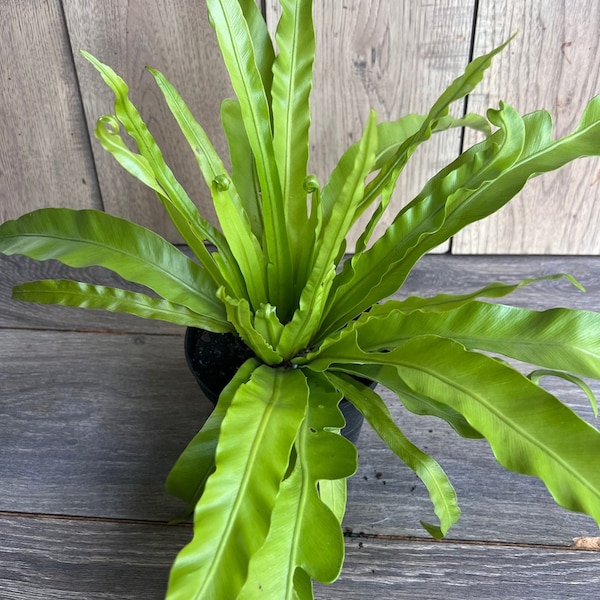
[0, 254, 180, 333]
[4, 252, 598, 332]
[3, 1, 600, 253]
[454, 0, 600, 254]
[1, 254, 599, 597]
[266, 0, 476, 252]
[1, 517, 598, 600]
[62, 0, 231, 241]
[0, 0, 102, 222]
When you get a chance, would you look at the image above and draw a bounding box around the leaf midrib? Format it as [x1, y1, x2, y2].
[195, 372, 285, 599]
[17, 283, 199, 315]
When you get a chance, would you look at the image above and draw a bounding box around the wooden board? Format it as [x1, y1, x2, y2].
[1, 324, 596, 543]
[397, 254, 600, 309]
[3, 252, 598, 331]
[2, 255, 600, 537]
[62, 0, 232, 241]
[453, 0, 600, 253]
[0, 516, 185, 600]
[0, 0, 102, 222]
[1, 516, 598, 600]
[0, 328, 206, 521]
[325, 537, 600, 599]
[266, 0, 476, 251]
[2, 256, 600, 597]
[3, 1, 600, 255]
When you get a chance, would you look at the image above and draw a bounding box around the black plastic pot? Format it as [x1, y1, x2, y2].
[184, 327, 366, 444]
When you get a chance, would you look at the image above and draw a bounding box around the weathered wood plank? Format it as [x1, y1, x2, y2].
[397, 254, 600, 310]
[454, 0, 600, 253]
[0, 516, 598, 600]
[2, 255, 600, 596]
[0, 329, 207, 521]
[62, 0, 232, 241]
[0, 0, 102, 223]
[266, 0, 476, 251]
[328, 537, 600, 599]
[0, 516, 182, 600]
[2, 255, 600, 541]
[4, 0, 600, 256]
[1, 325, 598, 543]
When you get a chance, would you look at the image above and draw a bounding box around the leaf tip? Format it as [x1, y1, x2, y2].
[419, 520, 445, 540]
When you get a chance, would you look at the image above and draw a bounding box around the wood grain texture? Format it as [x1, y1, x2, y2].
[2, 256, 600, 596]
[266, 0, 476, 251]
[0, 0, 102, 223]
[454, 0, 600, 254]
[0, 329, 207, 521]
[398, 254, 600, 310]
[3, 1, 600, 255]
[326, 538, 600, 599]
[62, 0, 232, 241]
[346, 378, 599, 545]
[1, 516, 598, 600]
[1, 256, 599, 542]
[2, 326, 594, 544]
[0, 516, 184, 599]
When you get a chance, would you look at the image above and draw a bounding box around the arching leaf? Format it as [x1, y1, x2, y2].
[272, 0, 315, 265]
[308, 333, 600, 528]
[323, 94, 600, 338]
[329, 372, 461, 538]
[351, 300, 600, 381]
[12, 280, 231, 332]
[166, 358, 261, 513]
[82, 51, 234, 283]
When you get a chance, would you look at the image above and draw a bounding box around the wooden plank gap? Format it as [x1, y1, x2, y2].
[458, 0, 482, 151]
[0, 510, 191, 529]
[449, 0, 482, 255]
[0, 324, 181, 338]
[57, 0, 105, 213]
[452, 0, 600, 254]
[259, 0, 267, 19]
[344, 529, 588, 552]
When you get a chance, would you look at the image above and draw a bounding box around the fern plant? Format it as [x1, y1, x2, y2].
[1, 1, 600, 598]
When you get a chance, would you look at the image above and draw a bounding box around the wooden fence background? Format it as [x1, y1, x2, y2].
[2, 0, 599, 254]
